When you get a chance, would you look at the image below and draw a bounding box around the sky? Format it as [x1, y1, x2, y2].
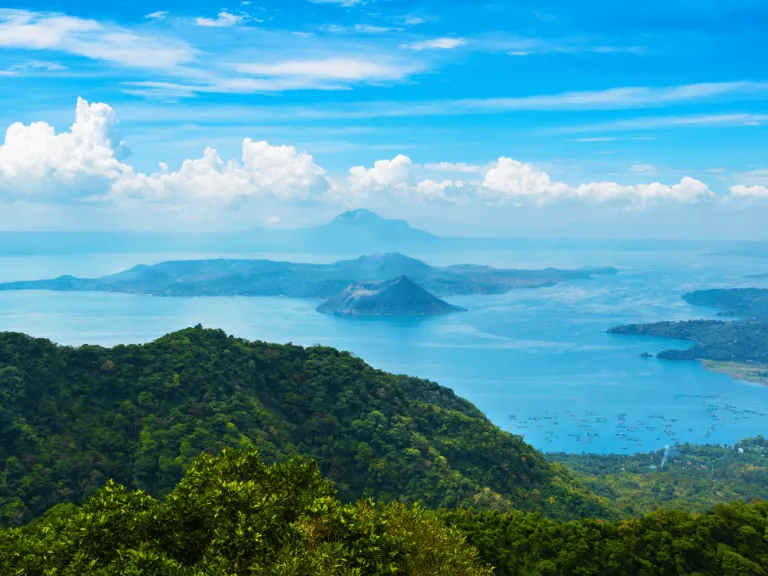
[0, 0, 767, 238]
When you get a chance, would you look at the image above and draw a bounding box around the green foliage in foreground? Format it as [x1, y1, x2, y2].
[446, 502, 768, 576]
[0, 326, 612, 527]
[550, 437, 768, 517]
[5, 448, 768, 576]
[0, 449, 492, 576]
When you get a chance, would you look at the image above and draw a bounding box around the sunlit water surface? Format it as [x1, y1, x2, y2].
[2, 246, 768, 454]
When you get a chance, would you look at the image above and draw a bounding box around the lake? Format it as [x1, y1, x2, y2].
[2, 245, 768, 454]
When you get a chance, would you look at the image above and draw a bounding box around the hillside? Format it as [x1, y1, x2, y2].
[0, 326, 613, 527]
[0, 252, 618, 299]
[550, 436, 768, 516]
[683, 288, 768, 318]
[317, 276, 467, 316]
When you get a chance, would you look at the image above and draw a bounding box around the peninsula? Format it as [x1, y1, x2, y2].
[317, 276, 467, 317]
[0, 252, 618, 300]
[609, 288, 768, 385]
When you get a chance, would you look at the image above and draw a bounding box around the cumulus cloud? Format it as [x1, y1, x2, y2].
[730, 185, 768, 197]
[112, 139, 330, 203]
[0, 98, 758, 214]
[348, 154, 412, 193]
[0, 97, 130, 198]
[480, 157, 713, 205]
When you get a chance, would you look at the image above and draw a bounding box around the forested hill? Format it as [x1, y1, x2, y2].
[0, 326, 612, 526]
[683, 288, 768, 318]
[608, 319, 768, 363]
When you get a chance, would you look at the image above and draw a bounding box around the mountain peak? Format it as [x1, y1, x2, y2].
[317, 275, 466, 317]
[333, 209, 388, 225]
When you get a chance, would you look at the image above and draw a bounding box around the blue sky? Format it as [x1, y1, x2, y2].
[0, 0, 767, 237]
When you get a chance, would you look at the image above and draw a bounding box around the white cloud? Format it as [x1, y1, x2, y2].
[232, 57, 417, 83]
[112, 139, 330, 203]
[349, 154, 412, 193]
[2, 98, 761, 214]
[144, 11, 168, 21]
[0, 97, 130, 198]
[0, 9, 194, 70]
[730, 185, 768, 197]
[481, 157, 713, 205]
[401, 37, 467, 51]
[403, 16, 426, 25]
[267, 215, 280, 225]
[196, 10, 248, 27]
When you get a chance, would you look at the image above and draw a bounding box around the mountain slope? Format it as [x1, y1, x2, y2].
[683, 288, 768, 318]
[0, 252, 617, 298]
[317, 276, 467, 316]
[0, 326, 613, 526]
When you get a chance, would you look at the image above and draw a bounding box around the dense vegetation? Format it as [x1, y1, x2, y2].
[446, 501, 768, 575]
[0, 449, 491, 575]
[683, 288, 768, 319]
[550, 437, 768, 516]
[0, 326, 611, 527]
[6, 448, 768, 576]
[608, 319, 768, 363]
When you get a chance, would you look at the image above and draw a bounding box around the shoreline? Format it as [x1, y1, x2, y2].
[700, 360, 768, 386]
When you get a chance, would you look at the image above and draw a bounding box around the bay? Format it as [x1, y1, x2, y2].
[1, 245, 768, 454]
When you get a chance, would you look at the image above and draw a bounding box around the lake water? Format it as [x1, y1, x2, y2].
[2, 246, 768, 454]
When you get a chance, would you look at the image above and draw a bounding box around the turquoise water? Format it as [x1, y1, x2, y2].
[2, 248, 768, 454]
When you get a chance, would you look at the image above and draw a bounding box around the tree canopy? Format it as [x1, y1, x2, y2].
[0, 448, 492, 576]
[0, 326, 611, 527]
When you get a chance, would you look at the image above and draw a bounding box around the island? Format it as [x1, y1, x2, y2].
[316, 276, 467, 317]
[0, 252, 618, 300]
[609, 288, 768, 385]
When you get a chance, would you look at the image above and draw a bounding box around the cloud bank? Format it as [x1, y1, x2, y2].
[0, 98, 764, 213]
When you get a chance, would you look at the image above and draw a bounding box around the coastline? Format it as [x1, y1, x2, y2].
[700, 360, 768, 386]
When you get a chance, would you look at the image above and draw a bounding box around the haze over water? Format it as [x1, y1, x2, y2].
[2, 243, 768, 454]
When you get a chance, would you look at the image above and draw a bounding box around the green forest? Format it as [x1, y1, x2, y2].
[3, 326, 768, 574]
[550, 437, 768, 516]
[0, 326, 609, 527]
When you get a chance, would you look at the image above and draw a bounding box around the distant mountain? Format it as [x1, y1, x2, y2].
[0, 209, 438, 256]
[0, 252, 618, 299]
[317, 276, 467, 316]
